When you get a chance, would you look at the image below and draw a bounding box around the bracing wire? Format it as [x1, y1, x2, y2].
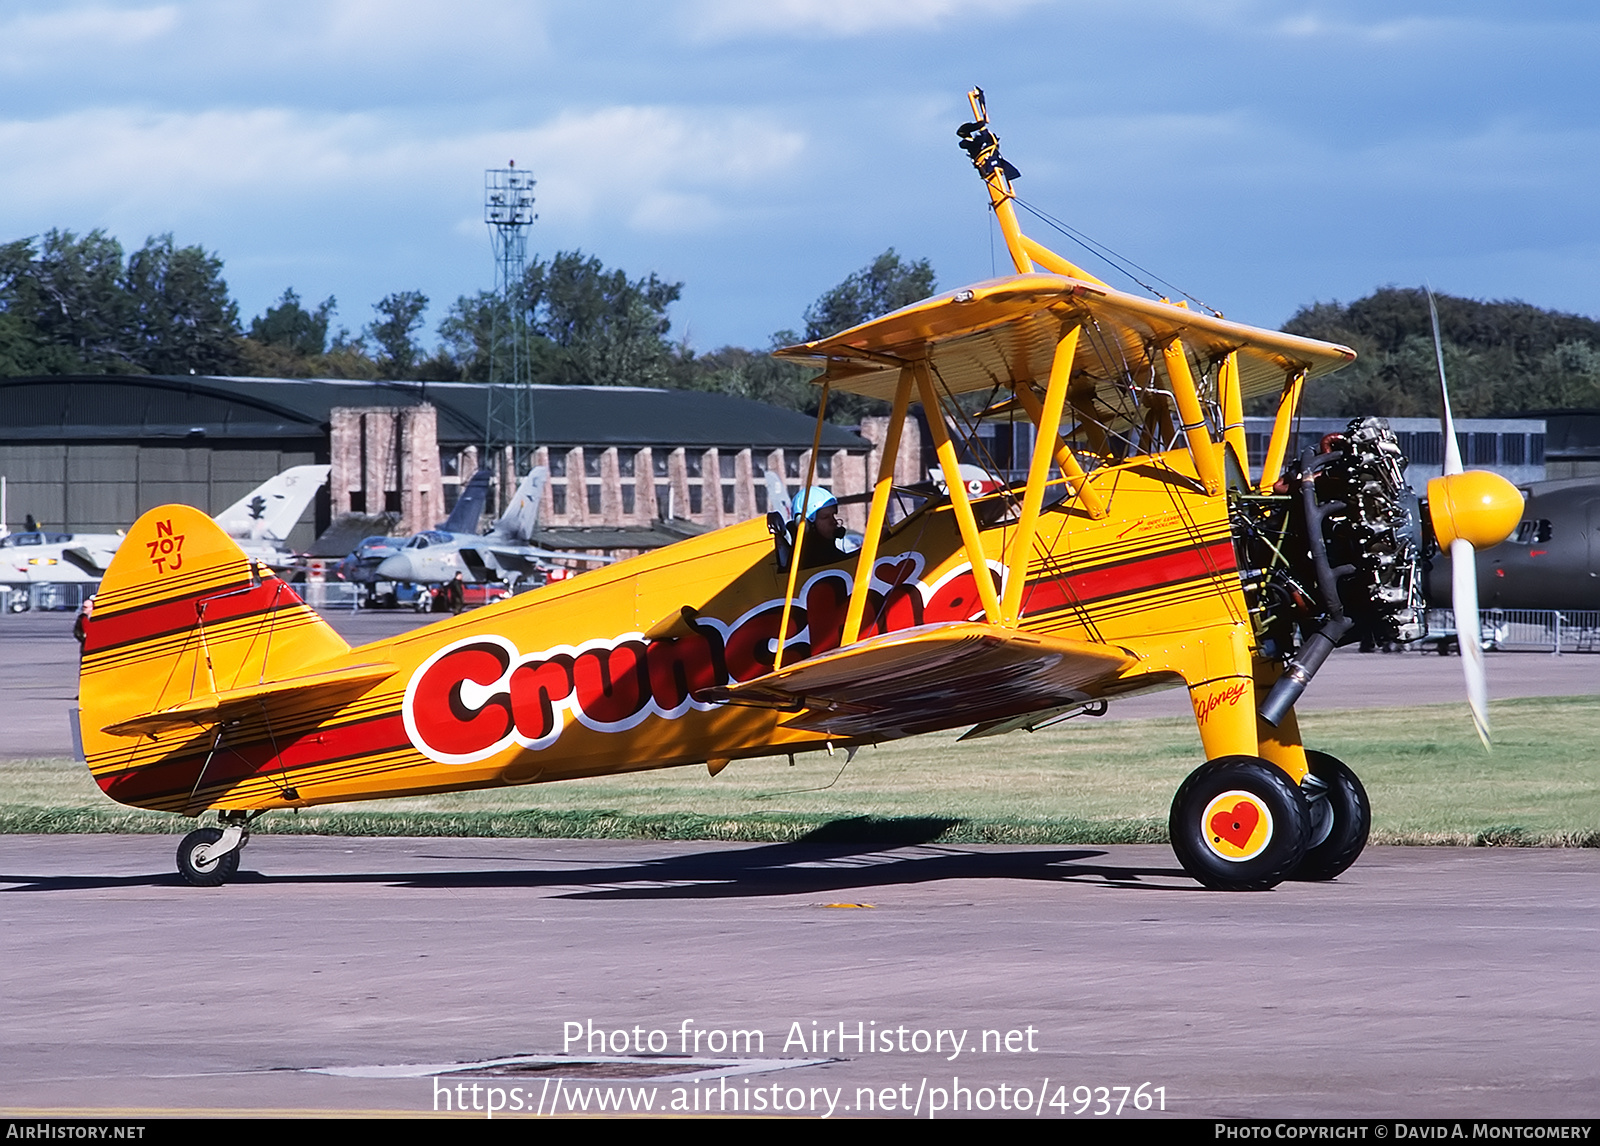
[1014, 197, 1222, 317]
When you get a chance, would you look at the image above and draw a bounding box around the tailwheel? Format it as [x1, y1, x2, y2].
[1290, 751, 1370, 882]
[176, 818, 247, 887]
[1169, 756, 1310, 891]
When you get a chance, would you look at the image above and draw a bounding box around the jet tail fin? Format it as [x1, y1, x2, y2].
[441, 467, 492, 533]
[491, 466, 549, 541]
[213, 465, 331, 543]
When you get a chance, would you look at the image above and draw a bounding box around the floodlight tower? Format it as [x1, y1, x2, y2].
[484, 164, 538, 481]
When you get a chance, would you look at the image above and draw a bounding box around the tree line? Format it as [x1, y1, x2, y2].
[1279, 287, 1600, 416]
[0, 229, 933, 423]
[5, 227, 1598, 420]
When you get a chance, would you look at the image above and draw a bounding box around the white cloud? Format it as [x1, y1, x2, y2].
[0, 103, 806, 236]
[0, 0, 549, 84]
[686, 0, 1045, 40]
[0, 4, 178, 69]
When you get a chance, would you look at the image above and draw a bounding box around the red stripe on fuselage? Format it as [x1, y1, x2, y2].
[1020, 540, 1237, 618]
[95, 711, 412, 808]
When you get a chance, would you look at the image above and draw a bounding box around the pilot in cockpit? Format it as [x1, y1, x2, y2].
[789, 486, 850, 568]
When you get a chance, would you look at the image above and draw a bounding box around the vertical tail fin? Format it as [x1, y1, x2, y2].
[491, 465, 549, 541]
[213, 464, 331, 543]
[441, 467, 493, 533]
[79, 504, 352, 812]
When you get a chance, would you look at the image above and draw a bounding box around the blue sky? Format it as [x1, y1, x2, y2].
[3, 0, 1597, 355]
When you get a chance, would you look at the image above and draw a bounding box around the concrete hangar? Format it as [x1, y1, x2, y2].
[0, 374, 891, 554]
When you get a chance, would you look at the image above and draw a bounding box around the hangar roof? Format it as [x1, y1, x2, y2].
[0, 375, 869, 451]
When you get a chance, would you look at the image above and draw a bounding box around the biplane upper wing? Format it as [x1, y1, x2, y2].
[702, 621, 1137, 740]
[774, 272, 1354, 402]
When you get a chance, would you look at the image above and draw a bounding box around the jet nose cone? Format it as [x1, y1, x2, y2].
[376, 554, 413, 581]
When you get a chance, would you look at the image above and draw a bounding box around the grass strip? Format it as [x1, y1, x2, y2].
[4, 695, 1595, 846]
[0, 806, 1592, 847]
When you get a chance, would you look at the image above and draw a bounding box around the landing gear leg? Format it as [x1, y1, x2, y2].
[176, 811, 250, 887]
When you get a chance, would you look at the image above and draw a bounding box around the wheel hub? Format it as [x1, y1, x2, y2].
[1200, 790, 1274, 862]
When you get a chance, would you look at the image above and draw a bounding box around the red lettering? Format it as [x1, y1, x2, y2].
[862, 582, 924, 638]
[1192, 681, 1251, 725]
[646, 625, 724, 712]
[723, 604, 802, 682]
[572, 641, 650, 725]
[802, 576, 849, 655]
[509, 656, 573, 742]
[409, 643, 513, 757]
[924, 568, 996, 623]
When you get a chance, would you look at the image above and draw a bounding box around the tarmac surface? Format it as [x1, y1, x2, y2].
[3, 608, 1598, 1119]
[1, 836, 1596, 1119]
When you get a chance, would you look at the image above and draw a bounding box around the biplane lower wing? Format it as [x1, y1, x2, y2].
[702, 622, 1138, 740]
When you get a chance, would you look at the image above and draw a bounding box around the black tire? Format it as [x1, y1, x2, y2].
[177, 827, 239, 887]
[1169, 756, 1310, 891]
[1290, 751, 1370, 882]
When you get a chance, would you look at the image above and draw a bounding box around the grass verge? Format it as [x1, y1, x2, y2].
[3, 696, 1596, 846]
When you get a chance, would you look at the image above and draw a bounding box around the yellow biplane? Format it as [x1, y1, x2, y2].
[77, 90, 1523, 890]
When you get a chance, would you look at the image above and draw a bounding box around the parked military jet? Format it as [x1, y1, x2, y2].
[1, 465, 329, 589]
[372, 466, 613, 587]
[332, 467, 494, 592]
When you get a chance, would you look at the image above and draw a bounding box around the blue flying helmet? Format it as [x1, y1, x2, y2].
[791, 486, 837, 522]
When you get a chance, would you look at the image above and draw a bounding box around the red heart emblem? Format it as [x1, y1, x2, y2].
[1210, 800, 1260, 848]
[878, 556, 917, 587]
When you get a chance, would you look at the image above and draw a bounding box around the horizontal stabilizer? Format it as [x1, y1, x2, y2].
[101, 661, 396, 737]
[702, 622, 1136, 739]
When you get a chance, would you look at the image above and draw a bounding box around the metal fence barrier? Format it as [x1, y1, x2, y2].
[4, 579, 1594, 653]
[1, 579, 365, 615]
[299, 580, 364, 612]
[1, 582, 97, 614]
[1424, 607, 1600, 654]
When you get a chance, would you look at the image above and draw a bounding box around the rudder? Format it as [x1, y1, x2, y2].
[79, 504, 351, 812]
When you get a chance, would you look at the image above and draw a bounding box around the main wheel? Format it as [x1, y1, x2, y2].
[1290, 751, 1370, 881]
[177, 827, 239, 887]
[1169, 756, 1310, 891]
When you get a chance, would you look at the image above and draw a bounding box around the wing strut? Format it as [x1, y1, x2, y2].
[1258, 368, 1306, 492]
[915, 361, 1003, 625]
[773, 381, 830, 673]
[1160, 338, 1223, 496]
[1007, 377, 1106, 520]
[1002, 320, 1081, 624]
[840, 366, 915, 647]
[1217, 351, 1250, 483]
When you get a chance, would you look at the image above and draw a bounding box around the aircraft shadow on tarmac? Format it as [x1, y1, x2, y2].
[0, 817, 1203, 897]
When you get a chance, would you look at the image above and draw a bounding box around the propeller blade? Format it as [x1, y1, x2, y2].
[1427, 287, 1463, 476]
[1429, 286, 1491, 747]
[1451, 538, 1490, 748]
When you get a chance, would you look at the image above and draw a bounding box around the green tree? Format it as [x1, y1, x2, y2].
[368, 290, 429, 377]
[249, 288, 336, 356]
[679, 335, 818, 413]
[2, 230, 132, 372]
[123, 234, 242, 375]
[431, 252, 685, 387]
[434, 290, 503, 382]
[525, 251, 682, 387]
[802, 248, 936, 341]
[1279, 287, 1600, 417]
[0, 229, 242, 375]
[673, 250, 938, 423]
